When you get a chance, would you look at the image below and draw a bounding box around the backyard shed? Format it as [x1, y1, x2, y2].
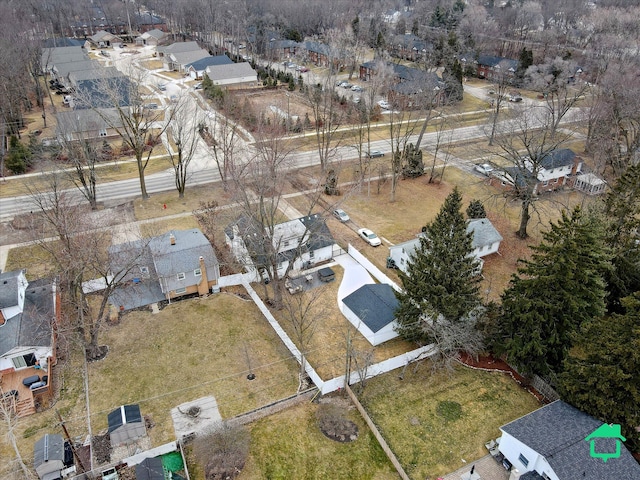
[108, 404, 146, 446]
[135, 456, 165, 480]
[34, 433, 65, 480]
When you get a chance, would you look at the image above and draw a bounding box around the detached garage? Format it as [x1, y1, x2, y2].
[204, 62, 258, 88]
[341, 284, 399, 346]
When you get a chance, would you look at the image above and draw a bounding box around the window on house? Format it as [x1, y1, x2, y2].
[175, 287, 187, 294]
[309, 250, 314, 258]
[518, 454, 529, 468]
[284, 240, 289, 247]
[554, 178, 559, 183]
[194, 268, 202, 276]
[12, 356, 27, 369]
[400, 258, 404, 264]
[177, 272, 186, 281]
[543, 180, 549, 186]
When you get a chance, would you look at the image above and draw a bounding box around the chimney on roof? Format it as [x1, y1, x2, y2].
[170, 233, 176, 245]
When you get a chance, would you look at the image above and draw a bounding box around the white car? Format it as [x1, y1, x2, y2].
[358, 228, 382, 247]
[333, 209, 350, 222]
[377, 100, 390, 109]
[474, 163, 494, 176]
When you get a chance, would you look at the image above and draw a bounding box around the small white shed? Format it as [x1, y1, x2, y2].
[341, 284, 399, 346]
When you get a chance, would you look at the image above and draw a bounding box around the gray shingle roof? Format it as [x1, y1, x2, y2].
[136, 456, 165, 480]
[342, 284, 398, 333]
[205, 62, 258, 83]
[0, 270, 23, 310]
[169, 49, 211, 66]
[187, 54, 233, 71]
[148, 229, 218, 293]
[157, 41, 201, 55]
[467, 219, 503, 249]
[108, 404, 142, 432]
[56, 108, 124, 136]
[0, 277, 55, 357]
[501, 400, 640, 480]
[540, 149, 577, 169]
[34, 434, 65, 468]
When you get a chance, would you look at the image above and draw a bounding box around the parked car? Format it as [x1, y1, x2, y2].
[474, 163, 494, 176]
[341, 82, 353, 89]
[367, 150, 385, 158]
[352, 97, 361, 104]
[194, 83, 203, 90]
[377, 100, 390, 109]
[158, 84, 167, 91]
[298, 66, 309, 72]
[333, 209, 350, 222]
[358, 228, 382, 247]
[351, 85, 364, 92]
[509, 94, 523, 102]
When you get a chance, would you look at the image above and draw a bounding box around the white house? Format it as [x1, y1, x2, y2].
[204, 62, 258, 88]
[135, 28, 167, 47]
[499, 400, 640, 480]
[341, 284, 399, 346]
[224, 214, 335, 281]
[388, 218, 503, 274]
[187, 54, 233, 80]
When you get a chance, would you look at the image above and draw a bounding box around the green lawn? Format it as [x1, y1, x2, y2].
[359, 362, 541, 479]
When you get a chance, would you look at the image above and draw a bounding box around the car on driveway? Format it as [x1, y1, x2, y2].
[358, 228, 382, 247]
[474, 163, 494, 176]
[367, 150, 385, 158]
[377, 100, 390, 109]
[351, 85, 364, 92]
[333, 209, 350, 222]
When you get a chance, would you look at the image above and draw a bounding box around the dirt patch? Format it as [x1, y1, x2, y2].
[92, 433, 111, 465]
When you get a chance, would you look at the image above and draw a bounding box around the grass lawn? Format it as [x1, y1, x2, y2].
[239, 401, 397, 480]
[88, 293, 300, 446]
[359, 362, 541, 479]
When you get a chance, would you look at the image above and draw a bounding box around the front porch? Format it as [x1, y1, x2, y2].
[0, 362, 53, 417]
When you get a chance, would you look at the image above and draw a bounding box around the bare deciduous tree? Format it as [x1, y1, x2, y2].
[166, 95, 202, 198]
[192, 422, 250, 480]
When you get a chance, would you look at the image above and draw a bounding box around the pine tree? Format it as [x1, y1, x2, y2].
[603, 163, 640, 313]
[496, 207, 610, 376]
[558, 293, 640, 452]
[466, 199, 486, 219]
[395, 187, 482, 345]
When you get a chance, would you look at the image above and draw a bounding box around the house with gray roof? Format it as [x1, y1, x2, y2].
[204, 62, 258, 87]
[187, 54, 233, 79]
[135, 28, 167, 46]
[499, 400, 640, 480]
[109, 229, 219, 311]
[41, 46, 89, 75]
[89, 30, 122, 48]
[388, 218, 502, 274]
[164, 48, 211, 72]
[224, 214, 335, 282]
[341, 284, 399, 346]
[0, 272, 59, 416]
[491, 149, 583, 195]
[56, 108, 124, 141]
[156, 41, 201, 57]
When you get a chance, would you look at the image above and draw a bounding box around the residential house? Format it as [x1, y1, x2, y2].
[186, 54, 233, 80]
[136, 457, 165, 480]
[135, 28, 167, 47]
[89, 30, 123, 48]
[42, 37, 89, 49]
[341, 284, 400, 346]
[41, 45, 89, 76]
[204, 62, 259, 88]
[109, 229, 220, 311]
[382, 9, 402, 25]
[390, 34, 430, 61]
[156, 41, 201, 58]
[388, 218, 502, 274]
[56, 108, 123, 141]
[359, 62, 444, 106]
[224, 214, 335, 282]
[475, 54, 519, 81]
[267, 39, 299, 61]
[299, 40, 336, 68]
[490, 149, 582, 194]
[133, 12, 167, 33]
[67, 67, 132, 109]
[0, 271, 59, 417]
[499, 400, 640, 479]
[164, 48, 211, 72]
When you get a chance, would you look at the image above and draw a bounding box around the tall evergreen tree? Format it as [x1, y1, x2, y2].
[395, 188, 482, 348]
[558, 293, 640, 452]
[603, 163, 640, 313]
[496, 207, 610, 377]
